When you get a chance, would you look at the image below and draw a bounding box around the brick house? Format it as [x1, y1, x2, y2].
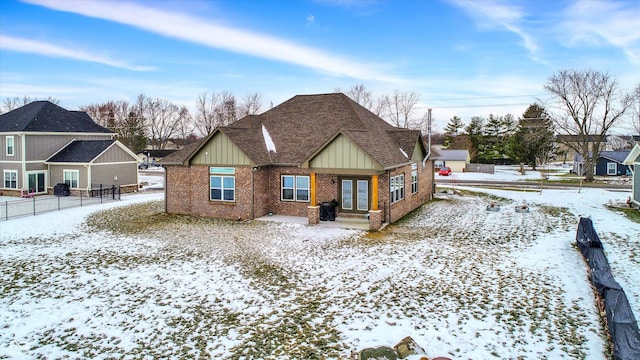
[162, 93, 434, 230]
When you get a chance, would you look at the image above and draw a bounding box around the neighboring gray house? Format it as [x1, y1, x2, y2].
[0, 101, 139, 197]
[623, 144, 640, 207]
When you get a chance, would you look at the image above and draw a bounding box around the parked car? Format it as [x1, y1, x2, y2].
[138, 160, 160, 170]
[438, 167, 452, 176]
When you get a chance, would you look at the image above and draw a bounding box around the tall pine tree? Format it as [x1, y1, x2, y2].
[509, 103, 555, 170]
[443, 115, 464, 148]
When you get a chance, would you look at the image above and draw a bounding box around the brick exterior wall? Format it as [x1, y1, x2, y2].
[316, 173, 339, 205]
[165, 161, 435, 224]
[165, 165, 253, 221]
[267, 167, 313, 217]
[382, 161, 434, 224]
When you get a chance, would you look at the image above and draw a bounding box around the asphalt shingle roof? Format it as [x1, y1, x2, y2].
[229, 93, 423, 168]
[164, 93, 426, 169]
[47, 140, 116, 163]
[0, 101, 112, 133]
[432, 149, 470, 161]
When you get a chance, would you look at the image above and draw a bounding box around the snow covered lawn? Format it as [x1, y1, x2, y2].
[1, 186, 638, 359]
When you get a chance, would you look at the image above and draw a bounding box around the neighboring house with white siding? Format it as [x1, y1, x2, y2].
[623, 144, 640, 207]
[0, 101, 139, 197]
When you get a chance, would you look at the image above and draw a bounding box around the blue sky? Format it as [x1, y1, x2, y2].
[1, 0, 639, 132]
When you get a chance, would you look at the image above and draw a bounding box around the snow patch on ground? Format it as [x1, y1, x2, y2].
[1, 168, 638, 359]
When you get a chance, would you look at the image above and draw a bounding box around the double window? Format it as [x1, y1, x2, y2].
[6, 136, 14, 156]
[607, 162, 617, 175]
[4, 170, 17, 189]
[411, 163, 419, 194]
[63, 170, 79, 188]
[209, 167, 236, 202]
[390, 174, 405, 204]
[281, 175, 309, 202]
[210, 175, 235, 201]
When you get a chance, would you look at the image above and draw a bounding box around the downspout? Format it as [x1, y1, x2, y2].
[422, 109, 433, 199]
[387, 169, 391, 224]
[251, 166, 255, 220]
[422, 108, 432, 165]
[21, 133, 26, 190]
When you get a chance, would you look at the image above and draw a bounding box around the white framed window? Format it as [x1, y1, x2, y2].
[63, 169, 79, 189]
[210, 175, 235, 201]
[434, 160, 444, 168]
[357, 180, 368, 211]
[3, 170, 17, 189]
[390, 174, 405, 204]
[607, 162, 617, 175]
[411, 163, 418, 194]
[281, 175, 310, 202]
[6, 136, 14, 156]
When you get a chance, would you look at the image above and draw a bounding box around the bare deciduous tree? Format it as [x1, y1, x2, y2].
[145, 98, 184, 150]
[239, 92, 263, 117]
[345, 83, 374, 110]
[173, 105, 194, 144]
[631, 84, 640, 135]
[380, 90, 420, 129]
[193, 91, 240, 137]
[544, 69, 633, 181]
[80, 98, 148, 153]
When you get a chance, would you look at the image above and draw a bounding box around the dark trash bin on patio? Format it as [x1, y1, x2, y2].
[54, 183, 70, 196]
[320, 200, 338, 221]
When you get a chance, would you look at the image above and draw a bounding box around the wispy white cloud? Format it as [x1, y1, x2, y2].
[561, 0, 640, 65]
[446, 0, 542, 62]
[23, 0, 398, 82]
[306, 14, 316, 26]
[0, 34, 156, 71]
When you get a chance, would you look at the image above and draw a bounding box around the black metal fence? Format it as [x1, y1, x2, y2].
[0, 185, 121, 221]
[576, 217, 640, 360]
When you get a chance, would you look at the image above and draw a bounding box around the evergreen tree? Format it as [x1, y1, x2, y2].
[465, 116, 484, 162]
[444, 116, 464, 135]
[443, 115, 464, 148]
[509, 103, 555, 170]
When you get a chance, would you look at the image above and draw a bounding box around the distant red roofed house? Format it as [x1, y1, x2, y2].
[162, 93, 435, 230]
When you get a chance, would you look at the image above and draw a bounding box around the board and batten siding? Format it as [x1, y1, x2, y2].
[191, 132, 251, 166]
[310, 134, 380, 170]
[49, 164, 88, 189]
[0, 134, 22, 161]
[25, 134, 113, 161]
[91, 163, 137, 187]
[94, 144, 137, 164]
[411, 140, 425, 163]
[26, 162, 48, 172]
